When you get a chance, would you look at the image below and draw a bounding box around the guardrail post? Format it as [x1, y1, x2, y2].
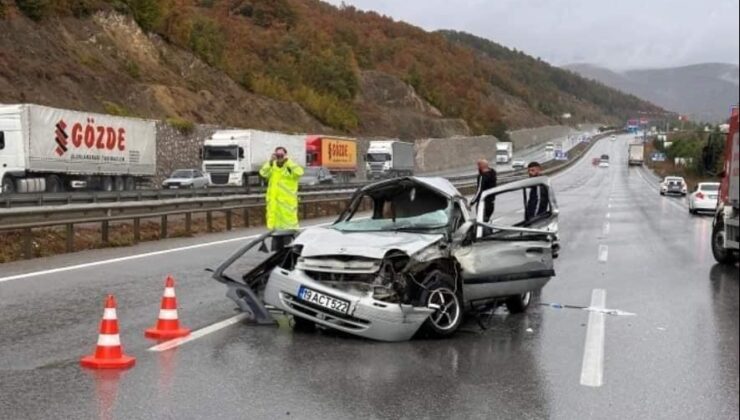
[101, 221, 109, 245]
[133, 218, 140, 244]
[207, 211, 213, 233]
[66, 223, 74, 252]
[161, 215, 168, 239]
[243, 208, 250, 227]
[23, 228, 32, 259]
[226, 210, 232, 231]
[185, 213, 192, 235]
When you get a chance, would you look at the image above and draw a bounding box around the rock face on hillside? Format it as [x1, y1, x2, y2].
[0, 11, 469, 139]
[354, 71, 471, 139]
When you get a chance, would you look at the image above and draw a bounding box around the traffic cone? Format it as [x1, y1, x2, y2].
[80, 295, 136, 369]
[145, 275, 191, 340]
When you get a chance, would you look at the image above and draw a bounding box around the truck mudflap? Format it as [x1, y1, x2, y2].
[210, 231, 297, 325]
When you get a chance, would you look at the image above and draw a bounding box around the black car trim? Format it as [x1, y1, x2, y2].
[464, 269, 555, 285]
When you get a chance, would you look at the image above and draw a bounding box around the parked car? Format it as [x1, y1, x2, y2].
[300, 166, 335, 186]
[660, 176, 688, 196]
[599, 154, 610, 168]
[611, 135, 617, 141]
[162, 169, 209, 189]
[511, 159, 526, 170]
[689, 182, 720, 214]
[212, 176, 559, 342]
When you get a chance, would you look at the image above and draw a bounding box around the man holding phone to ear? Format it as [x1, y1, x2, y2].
[260, 147, 304, 233]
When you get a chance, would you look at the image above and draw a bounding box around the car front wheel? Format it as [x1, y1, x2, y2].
[418, 272, 462, 338]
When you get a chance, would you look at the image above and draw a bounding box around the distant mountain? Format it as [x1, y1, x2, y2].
[564, 63, 739, 122]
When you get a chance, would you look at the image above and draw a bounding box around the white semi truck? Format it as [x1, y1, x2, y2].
[495, 142, 513, 164]
[365, 140, 414, 179]
[0, 104, 156, 194]
[202, 130, 306, 189]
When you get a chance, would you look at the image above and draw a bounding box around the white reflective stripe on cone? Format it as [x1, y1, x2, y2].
[158, 309, 179, 320]
[97, 334, 121, 347]
[103, 308, 117, 320]
[163, 288, 176, 298]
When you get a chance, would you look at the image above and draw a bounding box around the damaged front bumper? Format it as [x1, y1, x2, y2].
[263, 269, 433, 342]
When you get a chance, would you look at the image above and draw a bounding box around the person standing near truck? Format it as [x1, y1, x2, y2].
[260, 147, 304, 233]
[471, 159, 498, 223]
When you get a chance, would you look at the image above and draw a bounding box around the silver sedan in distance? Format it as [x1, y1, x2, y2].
[688, 182, 720, 214]
[162, 169, 209, 189]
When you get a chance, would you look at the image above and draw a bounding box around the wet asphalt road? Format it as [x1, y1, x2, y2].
[1, 134, 738, 419]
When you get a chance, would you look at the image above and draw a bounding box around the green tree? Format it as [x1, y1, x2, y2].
[189, 18, 224, 66]
[15, 0, 49, 21]
[125, 0, 162, 32]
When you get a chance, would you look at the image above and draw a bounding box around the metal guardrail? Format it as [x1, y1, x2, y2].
[0, 181, 368, 209]
[0, 132, 611, 259]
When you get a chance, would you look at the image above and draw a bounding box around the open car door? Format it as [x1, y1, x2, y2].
[454, 176, 558, 303]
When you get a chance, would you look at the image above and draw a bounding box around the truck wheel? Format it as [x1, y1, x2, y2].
[114, 176, 125, 192]
[1, 176, 15, 195]
[45, 175, 64, 193]
[417, 272, 462, 338]
[101, 176, 113, 192]
[124, 177, 136, 191]
[712, 219, 736, 265]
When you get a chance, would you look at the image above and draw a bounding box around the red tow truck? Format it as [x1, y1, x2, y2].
[712, 106, 740, 264]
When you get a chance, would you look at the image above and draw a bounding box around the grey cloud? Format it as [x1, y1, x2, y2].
[324, 0, 739, 69]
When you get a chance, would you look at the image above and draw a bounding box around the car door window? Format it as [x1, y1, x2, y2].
[0, 132, 4, 150]
[476, 185, 554, 241]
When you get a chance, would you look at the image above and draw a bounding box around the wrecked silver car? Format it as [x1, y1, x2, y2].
[212, 176, 559, 341]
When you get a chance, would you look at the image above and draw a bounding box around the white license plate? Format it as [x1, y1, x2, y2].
[298, 286, 350, 315]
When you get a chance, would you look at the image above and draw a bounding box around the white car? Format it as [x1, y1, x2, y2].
[161, 169, 209, 189]
[598, 154, 610, 168]
[660, 176, 688, 196]
[688, 182, 720, 214]
[511, 159, 526, 170]
[611, 135, 617, 141]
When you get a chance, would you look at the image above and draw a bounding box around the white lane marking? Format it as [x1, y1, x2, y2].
[598, 245, 608, 262]
[580, 289, 607, 387]
[0, 222, 333, 283]
[606, 212, 610, 219]
[608, 203, 612, 209]
[602, 222, 610, 236]
[149, 313, 249, 352]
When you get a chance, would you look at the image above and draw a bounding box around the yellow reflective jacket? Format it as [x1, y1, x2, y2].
[259, 158, 304, 230]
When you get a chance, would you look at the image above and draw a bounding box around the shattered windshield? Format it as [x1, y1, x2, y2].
[334, 183, 451, 232]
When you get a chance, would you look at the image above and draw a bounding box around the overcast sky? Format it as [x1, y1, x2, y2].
[324, 0, 740, 70]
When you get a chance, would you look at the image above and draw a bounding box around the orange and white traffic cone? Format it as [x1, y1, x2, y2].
[80, 295, 136, 369]
[145, 275, 191, 340]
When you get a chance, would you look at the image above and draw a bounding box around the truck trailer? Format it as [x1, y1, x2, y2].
[628, 143, 645, 166]
[305, 136, 358, 183]
[712, 106, 740, 264]
[365, 140, 414, 179]
[202, 130, 306, 189]
[0, 104, 156, 194]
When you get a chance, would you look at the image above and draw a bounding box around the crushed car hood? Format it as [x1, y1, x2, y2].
[294, 227, 444, 259]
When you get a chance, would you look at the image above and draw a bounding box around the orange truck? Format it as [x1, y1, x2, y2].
[712, 106, 739, 264]
[305, 136, 358, 182]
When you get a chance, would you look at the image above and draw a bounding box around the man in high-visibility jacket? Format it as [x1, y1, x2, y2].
[259, 146, 304, 232]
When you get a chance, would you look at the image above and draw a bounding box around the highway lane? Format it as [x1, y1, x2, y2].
[0, 134, 737, 419]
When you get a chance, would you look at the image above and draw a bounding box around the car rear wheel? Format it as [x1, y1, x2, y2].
[418, 272, 462, 338]
[505, 291, 533, 314]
